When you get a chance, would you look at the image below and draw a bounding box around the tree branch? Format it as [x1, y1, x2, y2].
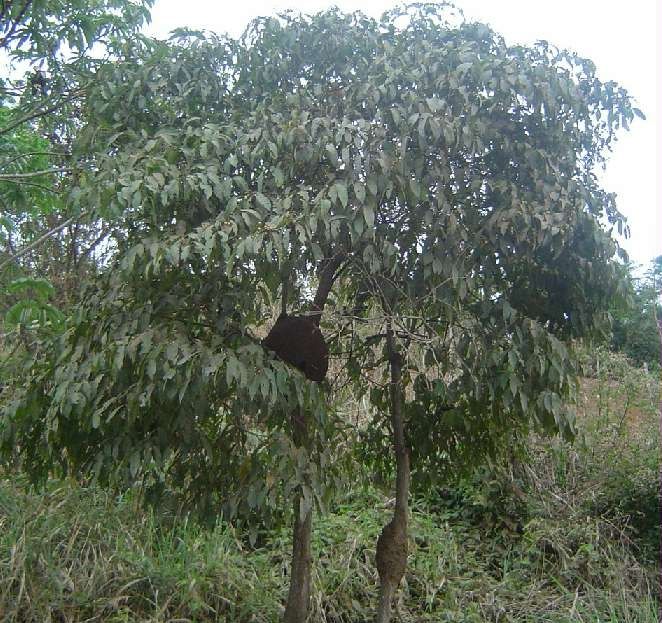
[0, 0, 32, 49]
[77, 227, 111, 262]
[0, 178, 62, 193]
[0, 167, 70, 179]
[0, 210, 89, 272]
[0, 151, 71, 168]
[310, 250, 346, 325]
[0, 90, 83, 137]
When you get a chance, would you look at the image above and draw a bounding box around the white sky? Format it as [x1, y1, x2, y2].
[146, 0, 660, 268]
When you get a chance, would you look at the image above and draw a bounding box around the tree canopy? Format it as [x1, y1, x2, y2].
[0, 4, 641, 620]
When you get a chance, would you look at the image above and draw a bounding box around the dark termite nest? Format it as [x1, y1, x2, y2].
[262, 314, 329, 382]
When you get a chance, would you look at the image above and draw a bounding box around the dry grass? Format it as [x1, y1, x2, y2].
[0, 347, 658, 622]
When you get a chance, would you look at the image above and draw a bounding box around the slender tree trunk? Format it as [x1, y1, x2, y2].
[284, 408, 313, 623]
[282, 252, 345, 622]
[375, 582, 396, 622]
[375, 325, 410, 623]
[284, 495, 313, 623]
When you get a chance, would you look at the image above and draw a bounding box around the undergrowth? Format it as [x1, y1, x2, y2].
[0, 348, 658, 622]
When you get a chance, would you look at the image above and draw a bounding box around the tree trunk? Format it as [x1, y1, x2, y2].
[284, 494, 313, 623]
[375, 581, 396, 622]
[283, 251, 345, 622]
[283, 408, 313, 623]
[375, 326, 410, 623]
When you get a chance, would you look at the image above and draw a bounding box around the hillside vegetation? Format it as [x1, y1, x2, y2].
[1, 348, 658, 622]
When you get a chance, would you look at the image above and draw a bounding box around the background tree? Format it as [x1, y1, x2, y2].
[610, 257, 662, 369]
[0, 4, 641, 622]
[1, 0, 155, 389]
[0, 106, 102, 303]
[0, 0, 154, 286]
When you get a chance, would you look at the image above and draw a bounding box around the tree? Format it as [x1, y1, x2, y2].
[1, 5, 639, 622]
[611, 258, 661, 368]
[0, 0, 154, 282]
[1, 0, 151, 58]
[1, 0, 154, 169]
[1, 0, 155, 381]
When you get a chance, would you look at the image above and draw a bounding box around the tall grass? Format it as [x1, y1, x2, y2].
[0, 348, 658, 622]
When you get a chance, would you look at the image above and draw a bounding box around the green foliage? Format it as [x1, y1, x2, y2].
[0, 0, 154, 231]
[0, 263, 340, 522]
[0, 388, 659, 623]
[1, 351, 658, 621]
[0, 0, 153, 64]
[0, 276, 64, 419]
[3, 276, 64, 328]
[0, 106, 62, 217]
[610, 258, 661, 368]
[0, 478, 284, 622]
[0, 0, 153, 392]
[573, 347, 660, 559]
[2, 4, 640, 534]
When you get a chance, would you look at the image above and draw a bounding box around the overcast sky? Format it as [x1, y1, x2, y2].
[146, 0, 659, 268]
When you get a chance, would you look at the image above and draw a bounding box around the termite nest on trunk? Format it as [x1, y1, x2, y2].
[376, 512, 408, 587]
[262, 313, 329, 382]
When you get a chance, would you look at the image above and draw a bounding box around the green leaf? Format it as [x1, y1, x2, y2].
[409, 178, 421, 200]
[273, 167, 285, 187]
[426, 97, 443, 112]
[255, 192, 272, 211]
[325, 143, 338, 167]
[335, 182, 348, 208]
[6, 277, 55, 301]
[362, 204, 375, 229]
[354, 182, 366, 204]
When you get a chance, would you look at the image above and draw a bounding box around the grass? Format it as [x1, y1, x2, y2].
[0, 348, 659, 622]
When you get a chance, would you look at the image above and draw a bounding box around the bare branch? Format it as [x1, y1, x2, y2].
[0, 167, 70, 179]
[0, 209, 89, 272]
[0, 151, 71, 168]
[310, 250, 346, 325]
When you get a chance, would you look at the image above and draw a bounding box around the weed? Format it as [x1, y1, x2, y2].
[0, 348, 658, 622]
